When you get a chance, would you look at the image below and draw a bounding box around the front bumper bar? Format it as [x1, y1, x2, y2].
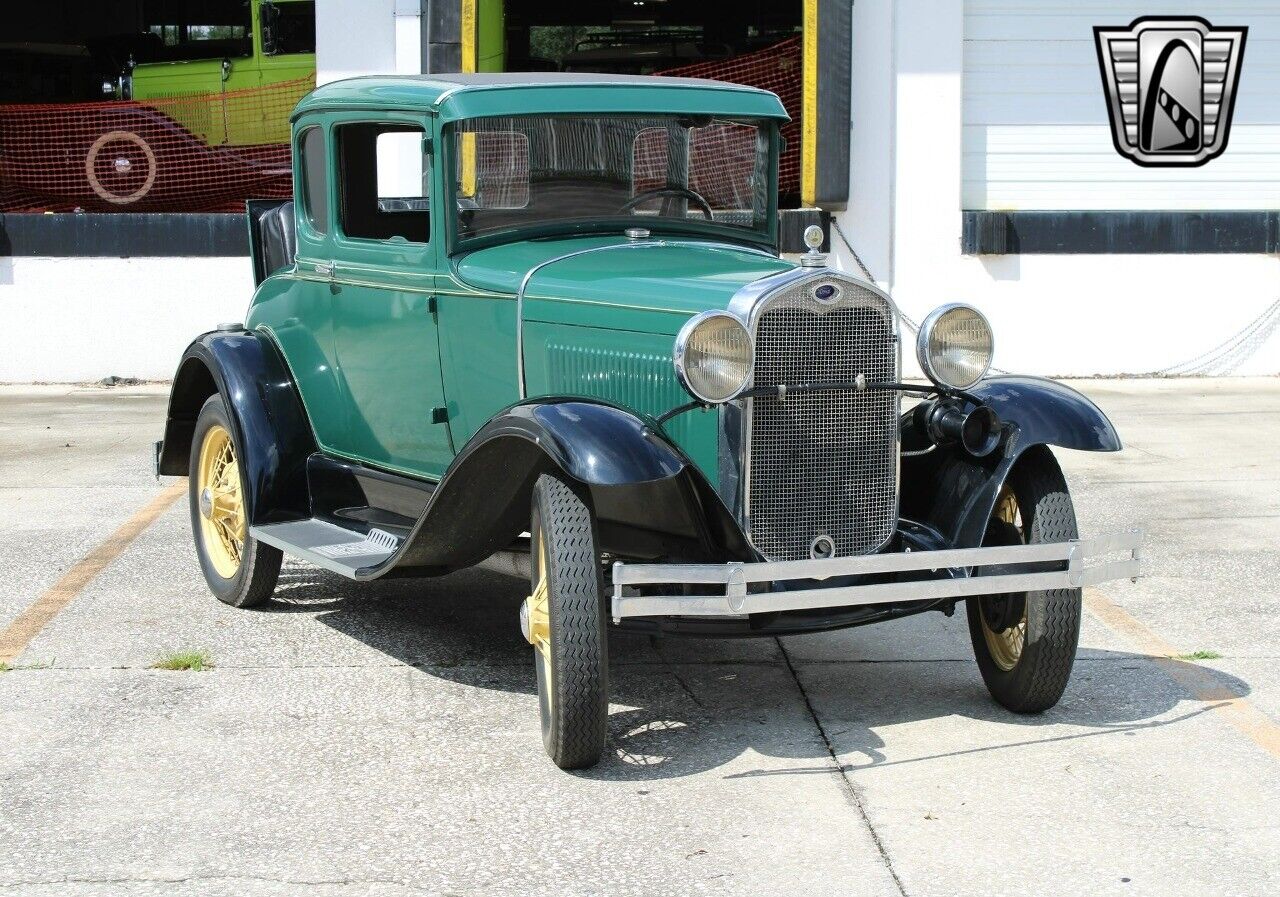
[610, 530, 1143, 621]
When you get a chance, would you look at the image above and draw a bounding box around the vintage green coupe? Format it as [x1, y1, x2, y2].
[157, 74, 1143, 769]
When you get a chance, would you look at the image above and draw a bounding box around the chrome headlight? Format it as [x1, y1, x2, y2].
[916, 303, 994, 390]
[674, 311, 753, 403]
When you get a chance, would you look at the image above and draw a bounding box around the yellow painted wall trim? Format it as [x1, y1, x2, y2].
[459, 0, 478, 195]
[461, 0, 477, 73]
[801, 0, 818, 206]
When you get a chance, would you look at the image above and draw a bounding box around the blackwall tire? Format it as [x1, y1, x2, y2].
[966, 446, 1082, 713]
[527, 474, 608, 770]
[189, 395, 281, 609]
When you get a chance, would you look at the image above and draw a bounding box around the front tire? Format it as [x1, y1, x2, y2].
[525, 474, 608, 769]
[189, 395, 281, 608]
[966, 447, 1081, 713]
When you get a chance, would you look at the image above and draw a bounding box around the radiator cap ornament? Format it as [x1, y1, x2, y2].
[799, 224, 828, 267]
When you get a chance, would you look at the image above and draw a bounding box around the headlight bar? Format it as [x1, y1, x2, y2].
[654, 377, 946, 428]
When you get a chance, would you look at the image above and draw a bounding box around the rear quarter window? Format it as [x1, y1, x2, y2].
[298, 126, 328, 235]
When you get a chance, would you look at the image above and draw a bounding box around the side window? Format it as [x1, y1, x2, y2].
[299, 126, 328, 235]
[335, 123, 429, 243]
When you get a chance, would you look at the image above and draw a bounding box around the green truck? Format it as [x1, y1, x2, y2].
[0, 0, 315, 208]
[104, 0, 315, 146]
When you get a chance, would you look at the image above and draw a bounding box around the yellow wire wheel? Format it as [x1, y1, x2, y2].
[528, 528, 553, 715]
[526, 474, 608, 770]
[978, 486, 1028, 672]
[196, 423, 245, 579]
[187, 394, 281, 609]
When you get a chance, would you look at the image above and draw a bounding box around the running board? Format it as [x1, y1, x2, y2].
[250, 520, 400, 579]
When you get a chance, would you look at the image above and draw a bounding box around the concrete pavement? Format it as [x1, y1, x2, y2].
[0, 379, 1277, 896]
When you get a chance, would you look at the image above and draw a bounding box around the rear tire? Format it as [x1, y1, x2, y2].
[966, 447, 1081, 713]
[527, 474, 608, 770]
[189, 395, 281, 609]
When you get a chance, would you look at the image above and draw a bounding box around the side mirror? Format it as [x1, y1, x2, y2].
[260, 1, 280, 56]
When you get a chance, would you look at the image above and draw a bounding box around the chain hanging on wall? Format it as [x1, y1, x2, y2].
[830, 219, 1278, 377]
[1152, 300, 1280, 376]
[830, 219, 1008, 373]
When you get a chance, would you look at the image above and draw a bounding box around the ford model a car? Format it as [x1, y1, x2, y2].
[156, 74, 1143, 769]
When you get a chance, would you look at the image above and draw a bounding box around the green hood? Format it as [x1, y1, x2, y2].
[454, 236, 794, 334]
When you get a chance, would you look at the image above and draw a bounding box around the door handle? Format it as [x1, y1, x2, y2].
[313, 262, 333, 277]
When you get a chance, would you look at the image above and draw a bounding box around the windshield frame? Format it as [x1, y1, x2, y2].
[442, 114, 780, 256]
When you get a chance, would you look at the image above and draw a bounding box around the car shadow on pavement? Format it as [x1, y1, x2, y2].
[268, 562, 1252, 782]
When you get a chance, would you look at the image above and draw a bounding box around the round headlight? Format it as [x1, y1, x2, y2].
[674, 312, 753, 403]
[916, 303, 994, 390]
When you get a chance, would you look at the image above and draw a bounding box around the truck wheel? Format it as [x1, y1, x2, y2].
[966, 447, 1081, 713]
[189, 395, 281, 608]
[524, 474, 608, 769]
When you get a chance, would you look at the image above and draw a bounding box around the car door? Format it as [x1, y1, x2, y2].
[327, 115, 454, 479]
[251, 119, 348, 455]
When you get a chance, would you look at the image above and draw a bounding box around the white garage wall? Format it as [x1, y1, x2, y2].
[315, 0, 396, 84]
[839, 0, 1280, 377]
[963, 1, 1280, 210]
[0, 3, 430, 384]
[316, 0, 423, 84]
[0, 258, 253, 382]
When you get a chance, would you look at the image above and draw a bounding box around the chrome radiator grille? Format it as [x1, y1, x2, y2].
[746, 279, 898, 561]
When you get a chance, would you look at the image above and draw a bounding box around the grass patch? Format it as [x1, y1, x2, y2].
[152, 650, 213, 671]
[0, 660, 52, 671]
[1174, 650, 1223, 661]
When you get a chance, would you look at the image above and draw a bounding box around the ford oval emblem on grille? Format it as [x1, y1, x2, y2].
[814, 283, 839, 303]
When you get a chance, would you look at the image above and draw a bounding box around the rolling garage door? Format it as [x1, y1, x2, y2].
[963, 1, 1280, 210]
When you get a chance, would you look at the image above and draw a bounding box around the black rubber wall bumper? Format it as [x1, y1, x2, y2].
[1, 210, 830, 257]
[963, 210, 1280, 255]
[0, 213, 247, 257]
[18, 209, 1267, 257]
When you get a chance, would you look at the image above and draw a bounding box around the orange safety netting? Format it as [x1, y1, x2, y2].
[657, 36, 801, 200]
[0, 76, 314, 213]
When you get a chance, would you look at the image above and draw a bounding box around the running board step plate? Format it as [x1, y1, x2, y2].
[250, 520, 400, 579]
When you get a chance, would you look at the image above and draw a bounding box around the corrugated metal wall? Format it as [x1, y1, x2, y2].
[963, 2, 1280, 210]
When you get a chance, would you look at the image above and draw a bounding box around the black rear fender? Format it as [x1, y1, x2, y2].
[157, 330, 315, 525]
[901, 376, 1120, 549]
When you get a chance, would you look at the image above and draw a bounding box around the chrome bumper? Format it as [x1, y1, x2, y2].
[610, 530, 1143, 621]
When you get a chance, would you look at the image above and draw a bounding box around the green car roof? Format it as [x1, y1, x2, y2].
[292, 73, 790, 123]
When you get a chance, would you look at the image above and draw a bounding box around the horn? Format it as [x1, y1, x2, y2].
[918, 400, 1003, 458]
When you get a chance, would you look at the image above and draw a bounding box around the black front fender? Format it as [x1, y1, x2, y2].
[388, 400, 752, 574]
[973, 376, 1121, 454]
[157, 330, 316, 526]
[901, 376, 1120, 549]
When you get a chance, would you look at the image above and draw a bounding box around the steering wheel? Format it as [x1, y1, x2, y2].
[619, 186, 714, 220]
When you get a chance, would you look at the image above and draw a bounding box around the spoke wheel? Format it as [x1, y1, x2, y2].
[188, 395, 281, 608]
[978, 486, 1028, 672]
[966, 446, 1082, 713]
[525, 475, 608, 770]
[197, 424, 245, 579]
[528, 528, 554, 717]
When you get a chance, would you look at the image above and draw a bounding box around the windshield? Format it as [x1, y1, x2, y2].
[450, 114, 773, 245]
